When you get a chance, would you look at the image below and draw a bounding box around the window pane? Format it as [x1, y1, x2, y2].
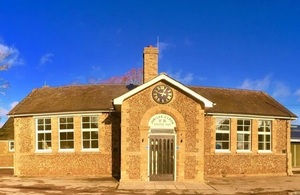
[45, 133, 51, 141]
[245, 120, 250, 125]
[91, 123, 98, 128]
[45, 124, 51, 130]
[60, 132, 66, 140]
[38, 119, 44, 124]
[91, 140, 98, 148]
[38, 125, 44, 131]
[91, 131, 98, 139]
[258, 143, 263, 150]
[83, 141, 90, 148]
[60, 118, 66, 123]
[60, 124, 66, 129]
[82, 117, 89, 122]
[266, 135, 270, 141]
[67, 117, 73, 123]
[266, 143, 271, 150]
[83, 123, 90, 129]
[66, 132, 74, 139]
[45, 119, 51, 124]
[67, 124, 74, 129]
[222, 142, 229, 149]
[83, 132, 90, 139]
[258, 134, 264, 141]
[237, 134, 243, 141]
[244, 134, 250, 141]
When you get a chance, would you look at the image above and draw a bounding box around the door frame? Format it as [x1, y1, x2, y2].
[148, 129, 177, 181]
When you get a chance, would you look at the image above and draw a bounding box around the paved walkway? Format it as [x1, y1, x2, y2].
[0, 169, 300, 194]
[118, 181, 214, 190]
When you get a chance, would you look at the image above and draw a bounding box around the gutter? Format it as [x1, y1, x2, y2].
[206, 112, 298, 120]
[8, 110, 117, 118]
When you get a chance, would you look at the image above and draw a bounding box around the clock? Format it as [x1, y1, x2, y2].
[152, 85, 173, 104]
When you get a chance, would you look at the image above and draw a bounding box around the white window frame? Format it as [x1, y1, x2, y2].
[36, 118, 52, 152]
[81, 116, 99, 151]
[59, 117, 74, 152]
[258, 120, 272, 152]
[237, 119, 251, 152]
[8, 140, 14, 152]
[215, 118, 230, 152]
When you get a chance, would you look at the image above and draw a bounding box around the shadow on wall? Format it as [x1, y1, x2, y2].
[103, 112, 121, 181]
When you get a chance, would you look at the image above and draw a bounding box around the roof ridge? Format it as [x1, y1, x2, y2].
[189, 85, 263, 92]
[40, 83, 128, 89]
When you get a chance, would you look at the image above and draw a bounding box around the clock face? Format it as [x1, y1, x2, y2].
[152, 85, 173, 104]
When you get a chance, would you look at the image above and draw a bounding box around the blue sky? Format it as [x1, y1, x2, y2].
[0, 0, 300, 125]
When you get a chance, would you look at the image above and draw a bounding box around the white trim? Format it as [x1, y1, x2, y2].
[113, 74, 214, 108]
[209, 113, 296, 120]
[291, 139, 300, 143]
[35, 118, 52, 152]
[58, 117, 75, 151]
[0, 167, 14, 169]
[9, 110, 109, 118]
[81, 115, 100, 151]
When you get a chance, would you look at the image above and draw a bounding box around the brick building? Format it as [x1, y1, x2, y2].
[0, 46, 297, 181]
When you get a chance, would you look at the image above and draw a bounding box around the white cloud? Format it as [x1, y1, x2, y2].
[10, 101, 19, 109]
[239, 75, 271, 91]
[272, 82, 291, 98]
[0, 107, 9, 117]
[39, 53, 54, 65]
[156, 41, 172, 59]
[0, 43, 22, 68]
[169, 70, 194, 84]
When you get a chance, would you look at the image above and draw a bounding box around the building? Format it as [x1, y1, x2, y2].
[291, 125, 300, 168]
[1, 46, 297, 181]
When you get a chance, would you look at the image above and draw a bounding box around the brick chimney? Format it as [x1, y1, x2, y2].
[143, 45, 158, 83]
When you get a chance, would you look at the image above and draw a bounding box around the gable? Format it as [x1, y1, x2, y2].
[113, 73, 214, 109]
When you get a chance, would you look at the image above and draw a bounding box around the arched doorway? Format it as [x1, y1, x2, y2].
[148, 114, 176, 181]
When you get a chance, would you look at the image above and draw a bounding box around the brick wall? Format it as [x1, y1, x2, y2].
[14, 113, 120, 177]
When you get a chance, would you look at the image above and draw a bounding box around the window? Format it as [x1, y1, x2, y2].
[36, 118, 52, 151]
[9, 141, 14, 152]
[215, 118, 230, 150]
[258, 120, 272, 151]
[82, 116, 99, 150]
[237, 119, 251, 151]
[59, 117, 74, 150]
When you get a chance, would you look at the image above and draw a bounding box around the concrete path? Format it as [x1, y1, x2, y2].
[1, 169, 300, 194]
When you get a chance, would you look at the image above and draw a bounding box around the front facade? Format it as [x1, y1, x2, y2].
[2, 46, 297, 181]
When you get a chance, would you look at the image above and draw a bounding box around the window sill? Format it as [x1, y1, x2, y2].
[215, 150, 231, 153]
[59, 149, 75, 152]
[82, 149, 100, 152]
[257, 150, 272, 154]
[35, 150, 52, 153]
[236, 150, 252, 154]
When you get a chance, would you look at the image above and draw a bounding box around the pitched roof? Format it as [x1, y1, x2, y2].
[9, 85, 130, 116]
[190, 86, 297, 118]
[8, 83, 297, 119]
[0, 117, 14, 140]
